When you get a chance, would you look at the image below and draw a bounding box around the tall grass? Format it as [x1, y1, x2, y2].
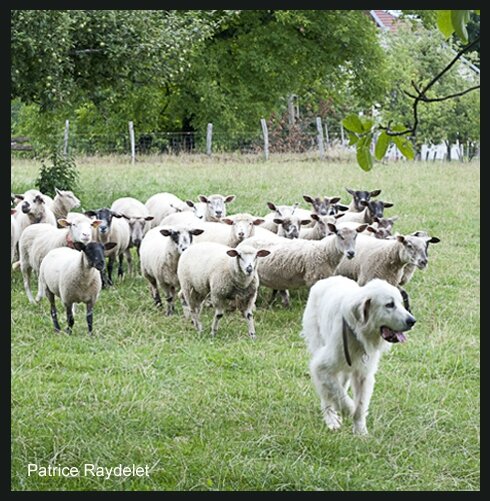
[11, 155, 480, 491]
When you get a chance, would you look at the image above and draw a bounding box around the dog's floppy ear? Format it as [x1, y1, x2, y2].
[353, 297, 371, 324]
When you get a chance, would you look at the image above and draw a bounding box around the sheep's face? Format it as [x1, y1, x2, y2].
[374, 216, 398, 232]
[72, 219, 97, 244]
[85, 208, 124, 235]
[329, 224, 367, 260]
[199, 194, 235, 221]
[274, 216, 310, 239]
[346, 188, 381, 212]
[83, 242, 107, 271]
[304, 196, 342, 216]
[399, 234, 440, 269]
[55, 189, 80, 211]
[227, 247, 271, 276]
[267, 202, 298, 218]
[363, 200, 393, 220]
[223, 217, 264, 243]
[185, 200, 207, 219]
[160, 228, 204, 254]
[127, 216, 153, 247]
[326, 202, 349, 217]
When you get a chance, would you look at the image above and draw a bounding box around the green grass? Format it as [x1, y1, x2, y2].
[11, 154, 480, 491]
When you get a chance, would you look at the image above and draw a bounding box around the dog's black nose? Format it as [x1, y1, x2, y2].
[406, 316, 416, 327]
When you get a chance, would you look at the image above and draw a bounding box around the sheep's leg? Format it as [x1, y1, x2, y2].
[164, 285, 176, 316]
[211, 307, 224, 336]
[269, 289, 279, 305]
[46, 290, 60, 332]
[188, 294, 203, 333]
[21, 264, 35, 304]
[86, 301, 94, 335]
[179, 290, 190, 319]
[125, 248, 133, 276]
[65, 303, 75, 334]
[118, 253, 125, 278]
[351, 372, 375, 435]
[279, 290, 290, 308]
[106, 255, 115, 285]
[243, 308, 256, 339]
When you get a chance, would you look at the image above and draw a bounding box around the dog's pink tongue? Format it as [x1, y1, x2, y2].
[395, 332, 407, 343]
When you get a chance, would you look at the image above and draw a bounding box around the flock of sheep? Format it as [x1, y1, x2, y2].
[11, 187, 440, 337]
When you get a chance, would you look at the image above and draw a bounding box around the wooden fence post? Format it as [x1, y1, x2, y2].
[260, 118, 269, 161]
[340, 123, 345, 146]
[324, 123, 330, 146]
[63, 120, 69, 156]
[128, 121, 135, 164]
[206, 123, 213, 156]
[316, 117, 325, 160]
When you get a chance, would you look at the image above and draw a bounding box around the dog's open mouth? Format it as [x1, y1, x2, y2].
[380, 326, 407, 343]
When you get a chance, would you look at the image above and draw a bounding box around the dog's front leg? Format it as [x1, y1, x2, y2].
[351, 372, 375, 435]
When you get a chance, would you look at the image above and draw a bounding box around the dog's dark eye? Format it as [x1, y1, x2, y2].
[385, 301, 395, 308]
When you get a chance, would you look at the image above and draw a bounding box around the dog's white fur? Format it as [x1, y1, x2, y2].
[301, 276, 415, 435]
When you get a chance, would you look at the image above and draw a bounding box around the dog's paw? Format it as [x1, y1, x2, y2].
[353, 422, 369, 435]
[323, 407, 342, 430]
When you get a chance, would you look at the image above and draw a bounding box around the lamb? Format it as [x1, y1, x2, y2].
[13, 214, 101, 304]
[345, 188, 382, 212]
[339, 199, 393, 224]
[145, 192, 193, 229]
[110, 197, 154, 274]
[198, 194, 236, 221]
[177, 242, 271, 338]
[334, 233, 439, 288]
[11, 209, 19, 264]
[238, 223, 367, 306]
[84, 208, 130, 286]
[43, 189, 81, 220]
[14, 192, 57, 234]
[140, 225, 204, 315]
[36, 241, 116, 334]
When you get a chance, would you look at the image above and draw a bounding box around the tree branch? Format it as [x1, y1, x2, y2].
[380, 36, 480, 137]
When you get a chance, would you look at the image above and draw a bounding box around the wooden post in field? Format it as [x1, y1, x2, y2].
[128, 121, 135, 164]
[340, 123, 345, 146]
[63, 120, 69, 156]
[206, 123, 213, 156]
[260, 118, 269, 161]
[316, 117, 325, 160]
[324, 122, 330, 146]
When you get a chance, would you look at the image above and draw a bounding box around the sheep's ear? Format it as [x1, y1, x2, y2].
[366, 225, 377, 233]
[222, 218, 234, 225]
[186, 200, 195, 208]
[104, 242, 117, 251]
[11, 209, 16, 215]
[334, 213, 345, 220]
[226, 249, 239, 257]
[303, 195, 314, 204]
[370, 189, 382, 197]
[111, 211, 124, 219]
[301, 219, 311, 226]
[190, 229, 204, 236]
[253, 218, 265, 226]
[429, 237, 441, 244]
[57, 219, 71, 228]
[198, 195, 209, 203]
[267, 202, 277, 211]
[91, 219, 103, 228]
[160, 229, 172, 237]
[311, 214, 320, 221]
[84, 210, 98, 218]
[383, 202, 394, 208]
[337, 204, 349, 212]
[327, 223, 337, 234]
[55, 187, 62, 195]
[73, 242, 85, 252]
[346, 188, 355, 196]
[224, 195, 236, 204]
[396, 235, 405, 243]
[256, 249, 271, 258]
[144, 216, 154, 221]
[273, 218, 284, 225]
[14, 193, 25, 201]
[329, 196, 341, 204]
[356, 224, 368, 233]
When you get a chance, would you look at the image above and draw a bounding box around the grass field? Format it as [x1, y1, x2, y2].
[11, 154, 480, 491]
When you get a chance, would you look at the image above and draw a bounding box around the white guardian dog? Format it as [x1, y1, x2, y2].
[301, 276, 416, 435]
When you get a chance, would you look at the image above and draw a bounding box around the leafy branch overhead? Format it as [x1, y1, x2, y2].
[344, 9, 480, 171]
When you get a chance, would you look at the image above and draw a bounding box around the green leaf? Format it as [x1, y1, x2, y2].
[342, 114, 364, 134]
[437, 10, 454, 38]
[475, 10, 480, 15]
[347, 131, 359, 146]
[374, 131, 390, 160]
[451, 10, 469, 43]
[393, 136, 415, 160]
[359, 117, 373, 133]
[356, 145, 373, 171]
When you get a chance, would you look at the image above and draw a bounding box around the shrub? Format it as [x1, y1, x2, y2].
[35, 150, 79, 197]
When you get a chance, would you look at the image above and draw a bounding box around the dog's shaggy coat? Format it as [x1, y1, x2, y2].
[302, 276, 416, 435]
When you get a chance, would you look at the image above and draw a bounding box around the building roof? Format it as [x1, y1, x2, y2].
[370, 10, 399, 32]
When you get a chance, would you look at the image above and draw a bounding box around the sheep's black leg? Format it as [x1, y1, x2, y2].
[107, 255, 115, 286]
[65, 304, 74, 334]
[47, 290, 60, 332]
[118, 253, 125, 278]
[86, 301, 94, 335]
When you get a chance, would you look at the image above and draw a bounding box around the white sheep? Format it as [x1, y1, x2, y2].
[177, 242, 271, 338]
[84, 208, 130, 286]
[13, 214, 101, 304]
[36, 241, 116, 334]
[145, 192, 194, 229]
[299, 214, 345, 240]
[110, 197, 154, 274]
[399, 231, 441, 286]
[11, 209, 19, 264]
[260, 202, 301, 232]
[140, 225, 204, 315]
[238, 223, 367, 307]
[43, 189, 81, 220]
[198, 194, 236, 221]
[14, 191, 57, 234]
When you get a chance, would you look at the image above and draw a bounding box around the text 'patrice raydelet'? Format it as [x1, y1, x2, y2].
[27, 463, 150, 480]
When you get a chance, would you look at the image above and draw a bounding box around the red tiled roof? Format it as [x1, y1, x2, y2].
[371, 10, 399, 32]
